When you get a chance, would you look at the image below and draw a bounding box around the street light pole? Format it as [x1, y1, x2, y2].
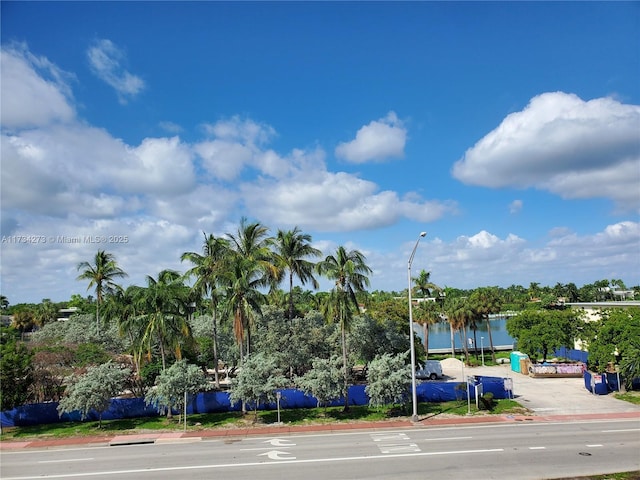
[408, 231, 426, 422]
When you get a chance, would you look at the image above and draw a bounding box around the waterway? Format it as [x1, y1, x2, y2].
[415, 315, 516, 352]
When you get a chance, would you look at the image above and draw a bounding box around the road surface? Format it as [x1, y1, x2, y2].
[2, 418, 639, 480]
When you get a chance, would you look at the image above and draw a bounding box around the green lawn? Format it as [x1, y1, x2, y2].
[0, 398, 528, 441]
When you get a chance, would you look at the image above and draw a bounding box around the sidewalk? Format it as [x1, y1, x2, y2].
[2, 410, 639, 451]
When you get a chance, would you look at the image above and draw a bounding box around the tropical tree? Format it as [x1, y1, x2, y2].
[229, 351, 288, 421]
[103, 286, 146, 394]
[506, 309, 579, 362]
[412, 270, 440, 299]
[413, 300, 442, 360]
[295, 356, 344, 408]
[365, 353, 411, 410]
[144, 359, 210, 421]
[469, 287, 503, 363]
[223, 218, 276, 358]
[316, 246, 372, 411]
[76, 250, 128, 334]
[1, 295, 9, 310]
[33, 299, 58, 327]
[274, 226, 322, 321]
[181, 233, 230, 388]
[0, 327, 33, 410]
[135, 270, 192, 371]
[445, 296, 474, 362]
[57, 362, 130, 428]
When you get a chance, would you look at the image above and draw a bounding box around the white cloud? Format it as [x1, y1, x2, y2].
[195, 139, 253, 181]
[203, 116, 276, 146]
[241, 152, 456, 232]
[335, 111, 407, 163]
[0, 45, 75, 129]
[119, 137, 195, 195]
[87, 39, 145, 103]
[509, 200, 523, 214]
[452, 92, 640, 211]
[196, 117, 281, 180]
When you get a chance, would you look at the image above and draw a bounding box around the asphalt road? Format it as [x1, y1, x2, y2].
[2, 419, 639, 480]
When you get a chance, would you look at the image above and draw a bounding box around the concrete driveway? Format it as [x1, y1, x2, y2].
[439, 358, 640, 416]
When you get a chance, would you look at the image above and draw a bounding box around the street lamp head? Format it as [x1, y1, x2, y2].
[419, 232, 427, 237]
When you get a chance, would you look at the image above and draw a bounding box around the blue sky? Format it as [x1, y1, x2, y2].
[1, 1, 639, 304]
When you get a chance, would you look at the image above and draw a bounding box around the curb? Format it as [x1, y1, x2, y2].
[2, 411, 639, 451]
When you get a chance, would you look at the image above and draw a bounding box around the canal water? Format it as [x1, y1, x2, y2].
[415, 315, 516, 352]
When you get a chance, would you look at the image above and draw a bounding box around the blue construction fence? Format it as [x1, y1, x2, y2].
[1, 377, 509, 428]
[554, 347, 589, 363]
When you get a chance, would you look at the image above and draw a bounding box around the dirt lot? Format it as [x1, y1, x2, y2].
[439, 358, 640, 416]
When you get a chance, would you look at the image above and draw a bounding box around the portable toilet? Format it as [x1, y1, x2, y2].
[510, 351, 529, 373]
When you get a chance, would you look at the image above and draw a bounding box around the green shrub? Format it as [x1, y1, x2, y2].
[479, 392, 494, 410]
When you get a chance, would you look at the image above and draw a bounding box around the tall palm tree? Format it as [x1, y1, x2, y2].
[316, 246, 371, 411]
[76, 250, 127, 334]
[445, 296, 474, 363]
[469, 287, 503, 363]
[181, 233, 230, 388]
[136, 269, 192, 371]
[223, 218, 276, 358]
[103, 285, 146, 395]
[221, 255, 267, 360]
[414, 300, 441, 360]
[274, 227, 321, 321]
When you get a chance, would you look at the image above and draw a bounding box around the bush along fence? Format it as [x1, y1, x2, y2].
[0, 377, 509, 428]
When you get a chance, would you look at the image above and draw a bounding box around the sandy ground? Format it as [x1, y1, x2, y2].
[437, 357, 640, 416]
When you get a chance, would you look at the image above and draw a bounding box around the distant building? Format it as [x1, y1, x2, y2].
[566, 301, 640, 322]
[57, 307, 79, 322]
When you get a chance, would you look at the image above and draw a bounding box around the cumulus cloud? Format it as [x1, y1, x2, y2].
[241, 153, 456, 232]
[452, 92, 640, 211]
[335, 111, 407, 163]
[87, 39, 145, 103]
[196, 117, 280, 181]
[0, 45, 75, 129]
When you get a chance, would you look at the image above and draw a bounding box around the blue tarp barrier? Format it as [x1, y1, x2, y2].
[1, 379, 507, 428]
[554, 347, 588, 363]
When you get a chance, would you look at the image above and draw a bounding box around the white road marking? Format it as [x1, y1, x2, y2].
[528, 447, 546, 450]
[2, 448, 505, 479]
[264, 438, 296, 447]
[258, 450, 296, 460]
[585, 444, 603, 447]
[379, 443, 420, 454]
[371, 433, 410, 442]
[37, 458, 94, 464]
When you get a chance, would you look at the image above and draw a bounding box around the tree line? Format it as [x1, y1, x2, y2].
[1, 219, 638, 417]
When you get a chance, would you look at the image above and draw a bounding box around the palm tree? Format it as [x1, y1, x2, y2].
[316, 246, 371, 411]
[34, 299, 58, 327]
[469, 287, 503, 363]
[412, 270, 440, 299]
[136, 269, 192, 371]
[221, 255, 267, 360]
[274, 227, 321, 321]
[181, 233, 230, 388]
[76, 250, 127, 334]
[445, 296, 474, 363]
[223, 218, 276, 358]
[103, 285, 146, 395]
[414, 300, 441, 360]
